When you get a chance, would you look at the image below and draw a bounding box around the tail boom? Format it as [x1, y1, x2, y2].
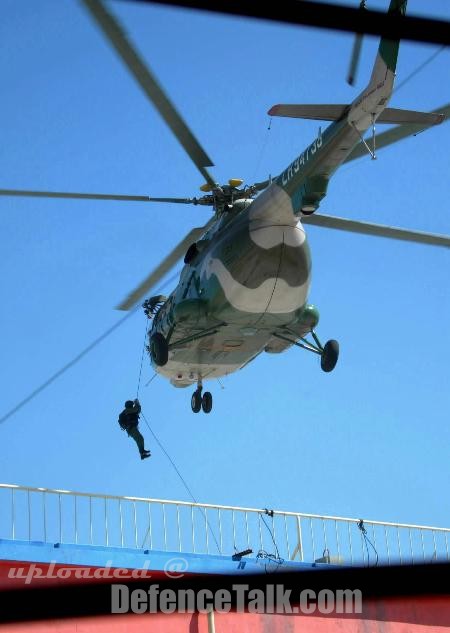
[270, 0, 409, 214]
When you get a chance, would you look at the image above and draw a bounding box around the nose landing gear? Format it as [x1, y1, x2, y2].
[191, 382, 213, 413]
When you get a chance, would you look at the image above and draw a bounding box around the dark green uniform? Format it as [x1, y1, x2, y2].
[118, 400, 149, 458]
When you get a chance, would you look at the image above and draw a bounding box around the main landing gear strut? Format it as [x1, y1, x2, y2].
[191, 381, 213, 414]
[273, 329, 339, 373]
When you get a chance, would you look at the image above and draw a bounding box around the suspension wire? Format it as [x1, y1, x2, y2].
[0, 271, 180, 426]
[393, 45, 446, 95]
[357, 519, 379, 567]
[257, 511, 284, 573]
[0, 306, 139, 426]
[140, 411, 221, 554]
[259, 511, 282, 562]
[250, 117, 273, 184]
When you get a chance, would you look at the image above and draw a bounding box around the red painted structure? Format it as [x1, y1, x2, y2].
[0, 561, 448, 631]
[0, 598, 448, 632]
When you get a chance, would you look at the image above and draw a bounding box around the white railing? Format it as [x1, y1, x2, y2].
[0, 484, 449, 566]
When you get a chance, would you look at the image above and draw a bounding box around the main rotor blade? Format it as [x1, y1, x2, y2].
[148, 196, 199, 204]
[0, 189, 204, 204]
[345, 103, 450, 163]
[82, 0, 216, 187]
[117, 217, 216, 310]
[302, 213, 450, 248]
[0, 189, 154, 202]
[126, 0, 450, 48]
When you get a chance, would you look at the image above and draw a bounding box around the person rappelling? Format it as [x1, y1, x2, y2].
[118, 399, 151, 460]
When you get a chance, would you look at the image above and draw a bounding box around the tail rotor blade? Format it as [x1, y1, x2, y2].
[346, 1, 366, 86]
[347, 32, 363, 86]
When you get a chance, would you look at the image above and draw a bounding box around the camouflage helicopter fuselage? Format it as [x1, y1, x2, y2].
[152, 189, 315, 387]
[149, 1, 404, 388]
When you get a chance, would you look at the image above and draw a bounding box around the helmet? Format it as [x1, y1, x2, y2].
[124, 400, 134, 408]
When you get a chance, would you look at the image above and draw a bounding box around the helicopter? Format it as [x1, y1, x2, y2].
[2, 0, 449, 415]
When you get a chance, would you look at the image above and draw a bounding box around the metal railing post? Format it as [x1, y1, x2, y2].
[133, 502, 138, 548]
[176, 505, 181, 552]
[104, 498, 109, 546]
[27, 489, 31, 541]
[42, 491, 47, 543]
[89, 496, 93, 545]
[58, 494, 62, 543]
[74, 496, 78, 544]
[119, 499, 124, 547]
[162, 504, 167, 551]
[290, 516, 303, 561]
[11, 489, 15, 540]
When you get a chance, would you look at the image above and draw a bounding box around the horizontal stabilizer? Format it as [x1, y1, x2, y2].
[268, 104, 445, 126]
[268, 104, 348, 121]
[377, 108, 445, 125]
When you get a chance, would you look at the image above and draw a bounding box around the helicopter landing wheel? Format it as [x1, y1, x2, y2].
[149, 332, 168, 366]
[191, 389, 202, 413]
[320, 339, 339, 373]
[201, 391, 213, 414]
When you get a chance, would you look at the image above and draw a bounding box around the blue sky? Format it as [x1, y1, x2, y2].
[1, 0, 449, 533]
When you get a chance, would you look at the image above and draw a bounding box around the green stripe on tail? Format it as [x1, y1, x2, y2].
[379, 0, 407, 72]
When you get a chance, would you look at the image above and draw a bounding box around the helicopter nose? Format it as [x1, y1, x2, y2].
[204, 223, 311, 319]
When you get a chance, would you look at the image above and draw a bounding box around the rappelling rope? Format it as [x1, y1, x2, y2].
[133, 297, 220, 553]
[135, 329, 198, 506]
[141, 413, 198, 503]
[130, 279, 220, 552]
[136, 317, 149, 399]
[134, 290, 199, 512]
[140, 411, 221, 554]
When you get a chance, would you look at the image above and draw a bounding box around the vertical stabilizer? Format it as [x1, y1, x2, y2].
[372, 0, 407, 79]
[349, 0, 407, 131]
